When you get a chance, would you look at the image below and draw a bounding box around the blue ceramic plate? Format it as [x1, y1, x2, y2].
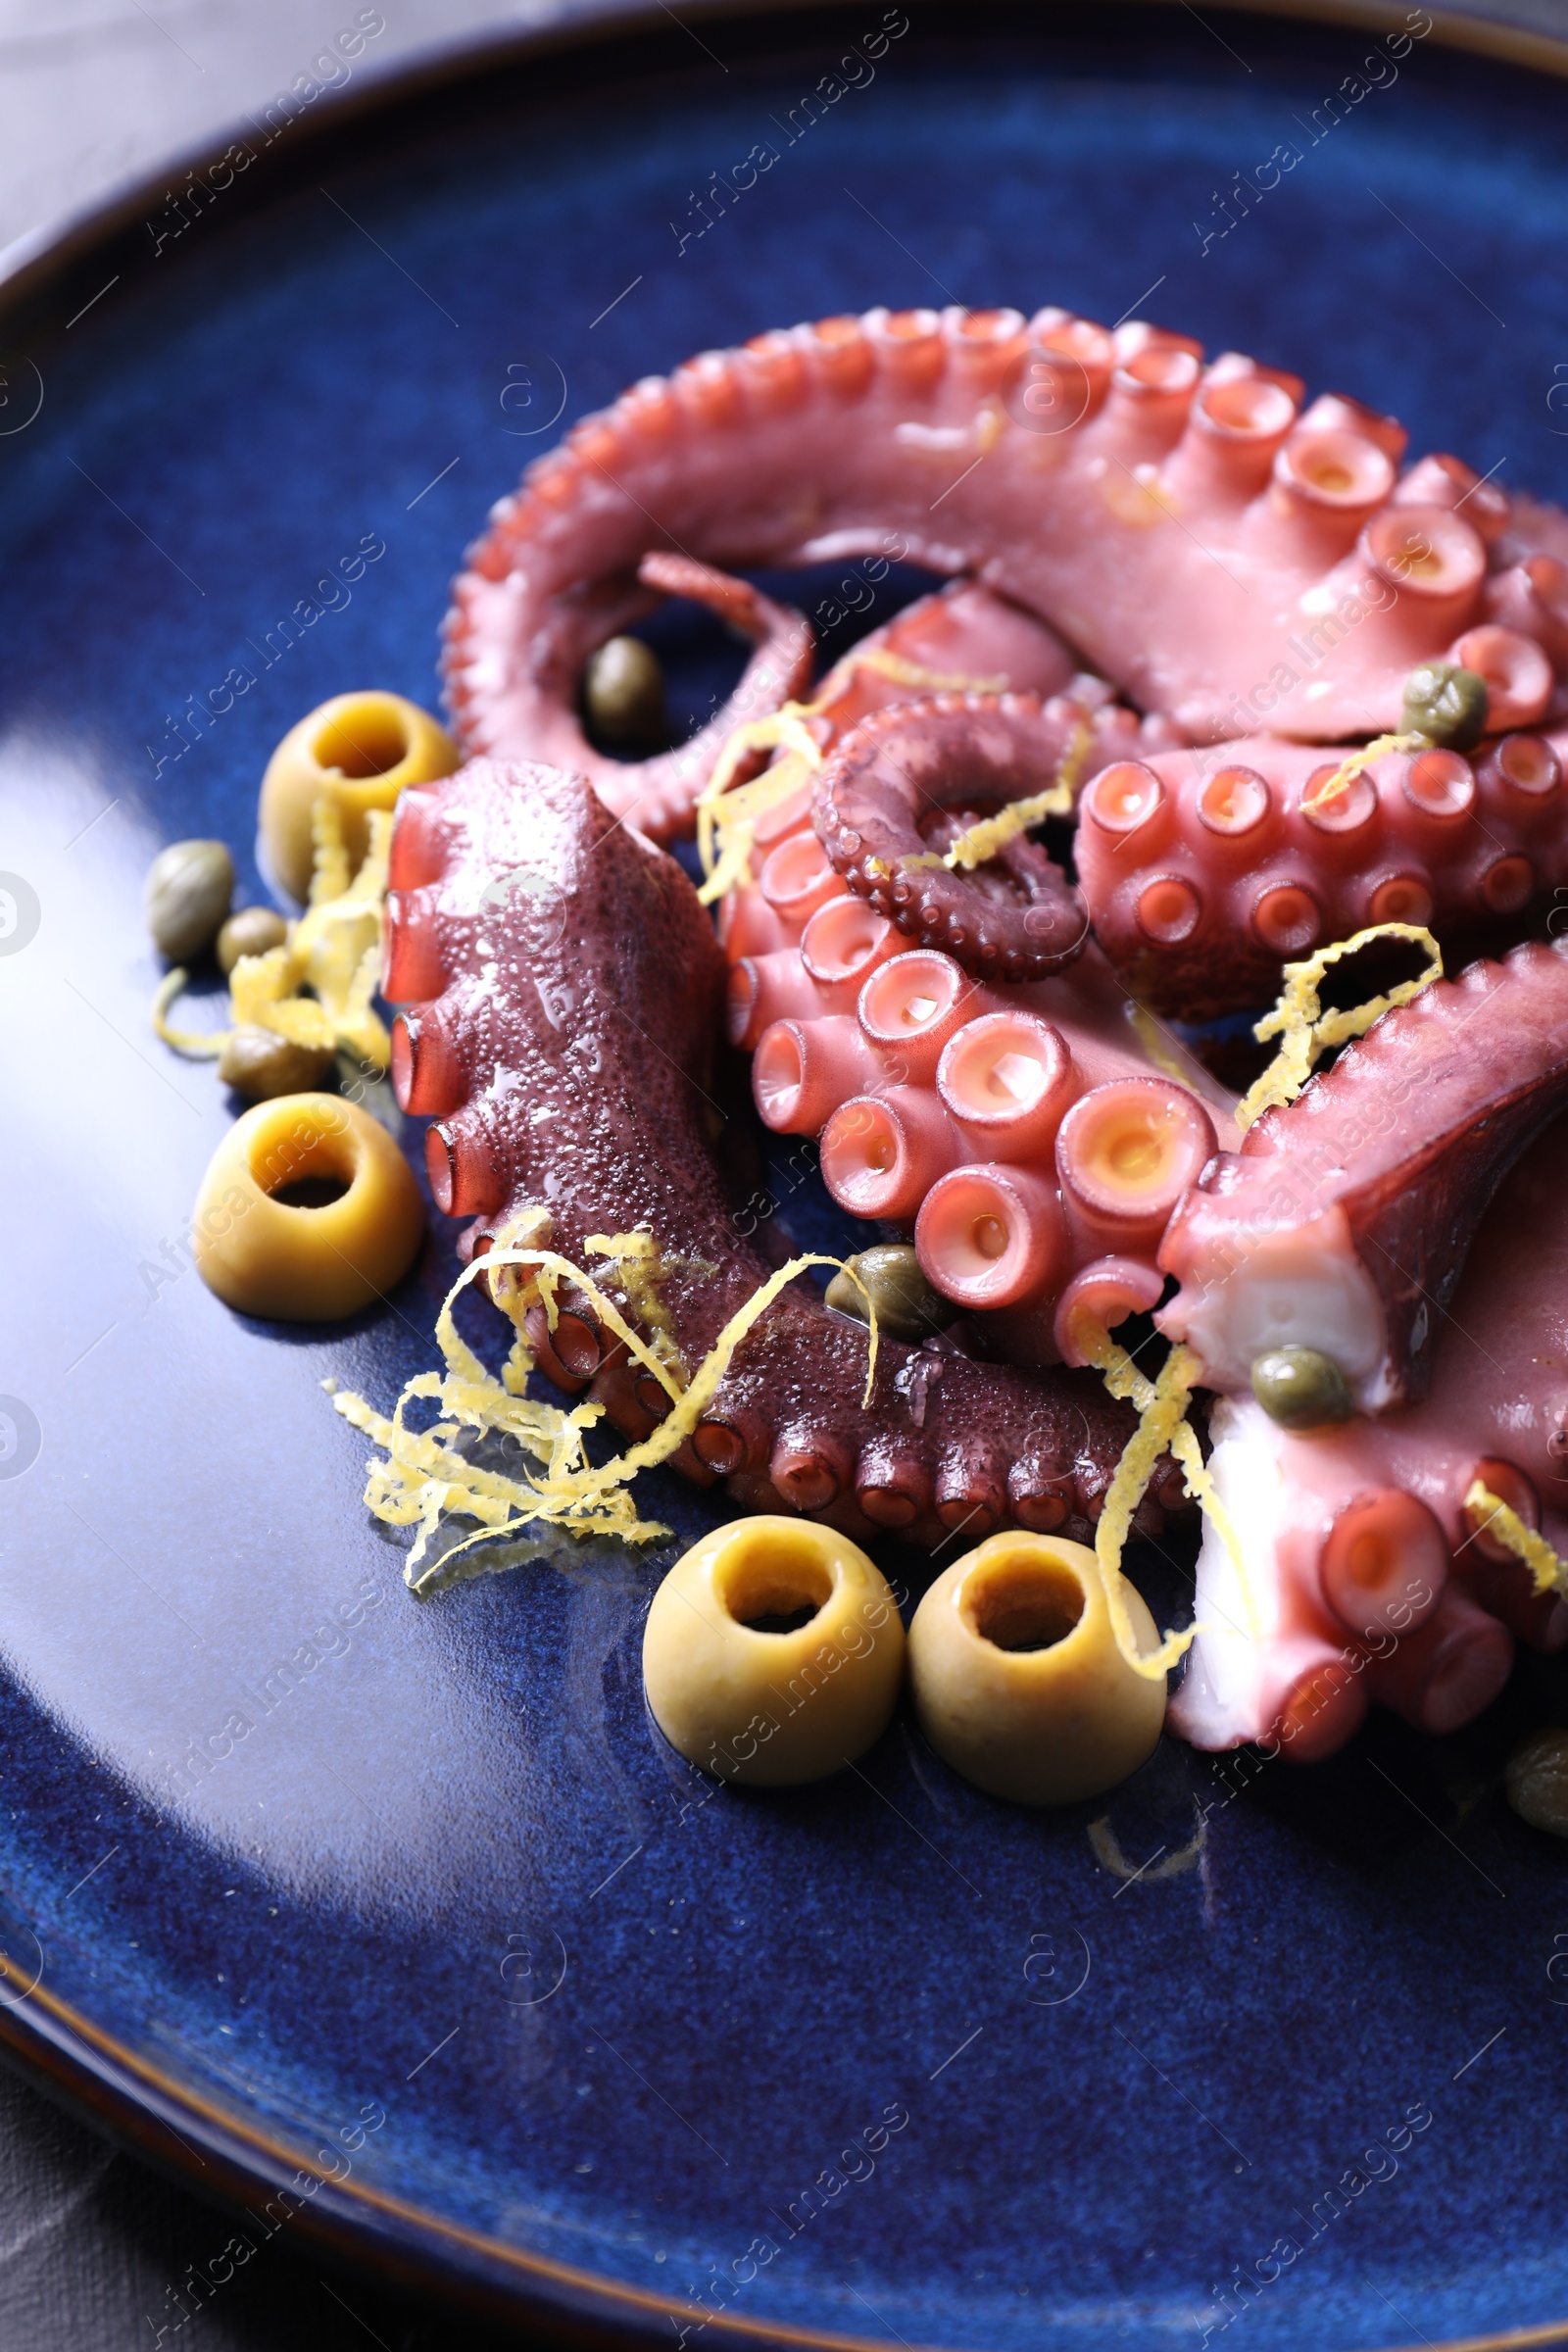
[4, 7, 1568, 2344]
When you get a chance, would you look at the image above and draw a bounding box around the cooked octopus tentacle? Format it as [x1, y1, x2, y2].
[463, 549, 813, 848]
[445, 305, 1554, 779]
[745, 931, 1226, 1365]
[382, 757, 1156, 1546]
[716, 578, 1129, 960]
[1075, 727, 1568, 1018]
[1157, 940, 1568, 1413]
[1175, 1116, 1568, 1756]
[811, 691, 1096, 978]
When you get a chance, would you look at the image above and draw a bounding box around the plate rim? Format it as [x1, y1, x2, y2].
[6, 4, 1568, 2344]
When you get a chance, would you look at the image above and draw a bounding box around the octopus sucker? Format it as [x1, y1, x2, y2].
[1157, 939, 1568, 1416]
[445, 305, 1568, 795]
[381, 756, 1155, 1546]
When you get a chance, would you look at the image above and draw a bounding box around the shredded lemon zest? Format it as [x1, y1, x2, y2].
[1298, 731, 1424, 812]
[229, 944, 337, 1049]
[585, 1230, 685, 1376]
[291, 804, 394, 1068]
[1070, 1316, 1260, 1664]
[900, 710, 1096, 874]
[153, 801, 394, 1069]
[1086, 1338, 1208, 1681]
[695, 711, 823, 905]
[823, 645, 1007, 700]
[1235, 921, 1443, 1131]
[151, 967, 227, 1056]
[1464, 1480, 1568, 1596]
[331, 1231, 879, 1588]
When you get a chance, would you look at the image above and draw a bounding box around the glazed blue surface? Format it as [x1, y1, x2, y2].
[3, 10, 1568, 2346]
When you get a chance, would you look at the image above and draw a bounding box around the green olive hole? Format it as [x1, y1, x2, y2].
[313, 704, 411, 779]
[719, 1538, 834, 1636]
[250, 1124, 356, 1203]
[270, 1175, 351, 1211]
[969, 1556, 1084, 1652]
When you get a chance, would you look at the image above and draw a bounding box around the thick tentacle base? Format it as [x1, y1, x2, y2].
[383, 757, 1152, 1546]
[1158, 941, 1568, 1413]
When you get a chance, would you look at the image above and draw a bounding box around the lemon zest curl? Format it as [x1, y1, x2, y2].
[1298, 731, 1425, 812]
[1464, 1481, 1568, 1597]
[1235, 921, 1443, 1132]
[331, 1218, 879, 1590]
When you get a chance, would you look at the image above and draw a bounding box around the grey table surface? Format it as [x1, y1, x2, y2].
[5, 0, 1568, 2345]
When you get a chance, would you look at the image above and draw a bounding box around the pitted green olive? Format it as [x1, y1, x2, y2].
[218, 1025, 336, 1102]
[217, 906, 289, 974]
[825, 1246, 952, 1343]
[145, 839, 234, 962]
[583, 636, 666, 747]
[1505, 1728, 1568, 1836]
[1250, 1346, 1354, 1430]
[1400, 661, 1490, 752]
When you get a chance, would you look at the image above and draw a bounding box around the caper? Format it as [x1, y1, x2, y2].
[218, 1025, 336, 1102]
[216, 905, 289, 975]
[825, 1246, 952, 1344]
[1400, 661, 1490, 752]
[145, 839, 234, 962]
[583, 636, 666, 747]
[1250, 1345, 1354, 1431]
[1505, 1727, 1568, 1837]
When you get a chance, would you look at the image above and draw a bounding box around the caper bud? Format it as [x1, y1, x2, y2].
[1250, 1346, 1354, 1431]
[583, 636, 666, 747]
[218, 1025, 336, 1102]
[216, 905, 289, 975]
[145, 839, 234, 962]
[1400, 661, 1490, 752]
[1505, 1727, 1568, 1837]
[826, 1246, 952, 1344]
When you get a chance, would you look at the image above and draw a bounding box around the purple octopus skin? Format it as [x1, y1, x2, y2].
[443, 305, 1568, 809]
[1072, 726, 1568, 1019]
[812, 690, 1097, 978]
[1156, 941, 1568, 1415]
[1174, 1115, 1568, 1760]
[380, 756, 1164, 1548]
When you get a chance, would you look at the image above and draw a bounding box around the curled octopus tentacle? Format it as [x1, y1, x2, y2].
[813, 691, 1098, 979]
[714, 579, 1103, 963]
[382, 757, 1173, 1547]
[491, 549, 813, 847]
[444, 304, 1562, 759]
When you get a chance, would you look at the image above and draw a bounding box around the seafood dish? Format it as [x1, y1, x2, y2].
[155, 302, 1568, 1819]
